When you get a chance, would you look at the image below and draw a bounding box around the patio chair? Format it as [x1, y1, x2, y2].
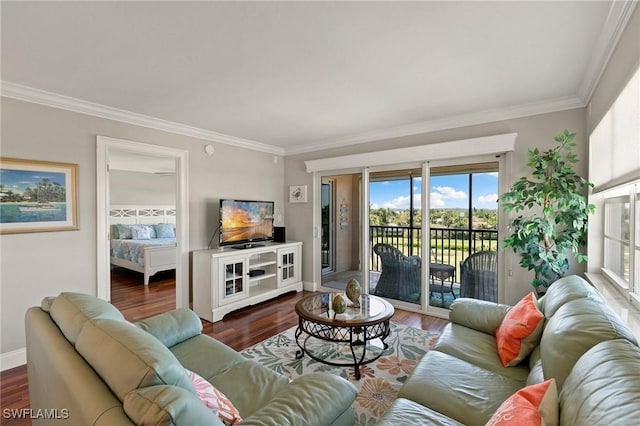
[372, 243, 421, 303]
[459, 251, 498, 302]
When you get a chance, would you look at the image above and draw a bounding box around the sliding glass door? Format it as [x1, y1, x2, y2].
[368, 169, 423, 305]
[428, 164, 499, 309]
[315, 154, 504, 315]
[364, 163, 499, 310]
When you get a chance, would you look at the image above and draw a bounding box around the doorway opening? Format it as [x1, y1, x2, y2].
[319, 173, 364, 292]
[96, 136, 189, 309]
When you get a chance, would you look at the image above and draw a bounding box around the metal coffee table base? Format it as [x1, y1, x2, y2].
[294, 318, 391, 380]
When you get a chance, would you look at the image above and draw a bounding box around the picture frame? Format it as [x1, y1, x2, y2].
[289, 185, 307, 203]
[0, 157, 79, 234]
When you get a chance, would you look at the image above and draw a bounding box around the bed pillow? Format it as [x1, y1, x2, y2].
[495, 292, 545, 367]
[154, 223, 176, 238]
[130, 224, 153, 240]
[110, 224, 120, 239]
[115, 224, 133, 239]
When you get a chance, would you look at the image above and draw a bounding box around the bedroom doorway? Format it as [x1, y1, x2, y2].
[96, 136, 189, 309]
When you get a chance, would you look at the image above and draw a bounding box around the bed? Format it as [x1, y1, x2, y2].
[109, 205, 176, 285]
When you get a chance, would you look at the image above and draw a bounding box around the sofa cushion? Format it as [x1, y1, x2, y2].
[76, 319, 194, 401]
[495, 293, 544, 367]
[378, 397, 465, 426]
[538, 275, 603, 317]
[540, 297, 638, 390]
[486, 379, 558, 426]
[434, 324, 530, 383]
[123, 385, 224, 426]
[48, 292, 126, 345]
[169, 334, 290, 418]
[449, 298, 511, 336]
[398, 350, 523, 426]
[525, 346, 545, 386]
[238, 373, 358, 426]
[559, 339, 640, 426]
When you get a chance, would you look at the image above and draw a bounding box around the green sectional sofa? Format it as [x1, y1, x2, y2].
[25, 292, 357, 425]
[379, 275, 640, 425]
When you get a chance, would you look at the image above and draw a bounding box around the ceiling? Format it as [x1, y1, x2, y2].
[1, 1, 636, 155]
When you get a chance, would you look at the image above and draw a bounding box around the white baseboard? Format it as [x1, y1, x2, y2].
[1, 347, 26, 371]
[303, 280, 317, 292]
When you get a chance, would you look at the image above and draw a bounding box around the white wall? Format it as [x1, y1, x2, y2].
[0, 97, 285, 364]
[586, 5, 640, 273]
[110, 170, 176, 205]
[285, 108, 588, 306]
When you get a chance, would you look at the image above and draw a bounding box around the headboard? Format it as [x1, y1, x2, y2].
[109, 205, 176, 225]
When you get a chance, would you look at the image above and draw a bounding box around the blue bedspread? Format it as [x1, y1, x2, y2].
[110, 238, 176, 267]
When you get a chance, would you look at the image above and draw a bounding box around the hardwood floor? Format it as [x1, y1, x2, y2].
[0, 268, 449, 425]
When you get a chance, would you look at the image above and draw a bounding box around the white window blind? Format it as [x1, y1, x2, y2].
[590, 68, 640, 193]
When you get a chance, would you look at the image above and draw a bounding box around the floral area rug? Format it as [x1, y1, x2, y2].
[241, 322, 440, 425]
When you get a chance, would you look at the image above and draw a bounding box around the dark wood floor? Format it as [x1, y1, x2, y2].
[1, 267, 449, 425]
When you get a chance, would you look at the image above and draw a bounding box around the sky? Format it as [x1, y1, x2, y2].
[370, 172, 498, 210]
[0, 169, 67, 194]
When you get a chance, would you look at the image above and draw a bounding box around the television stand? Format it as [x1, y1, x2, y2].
[232, 243, 264, 250]
[192, 242, 303, 322]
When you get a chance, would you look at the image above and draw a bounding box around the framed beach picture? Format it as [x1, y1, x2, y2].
[0, 158, 79, 234]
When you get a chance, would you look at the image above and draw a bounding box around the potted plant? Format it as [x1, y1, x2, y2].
[500, 130, 595, 293]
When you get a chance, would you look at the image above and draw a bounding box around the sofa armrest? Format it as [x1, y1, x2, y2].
[135, 308, 202, 347]
[449, 298, 511, 336]
[239, 373, 357, 426]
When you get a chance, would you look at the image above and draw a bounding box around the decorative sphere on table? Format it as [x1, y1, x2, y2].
[345, 278, 361, 307]
[332, 294, 347, 314]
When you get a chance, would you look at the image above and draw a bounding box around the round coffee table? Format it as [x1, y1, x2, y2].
[294, 293, 394, 379]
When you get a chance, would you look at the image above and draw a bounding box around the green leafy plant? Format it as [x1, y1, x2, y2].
[500, 130, 595, 291]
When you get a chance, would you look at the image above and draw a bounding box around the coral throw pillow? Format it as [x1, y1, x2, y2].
[185, 369, 242, 425]
[486, 379, 558, 426]
[496, 292, 545, 366]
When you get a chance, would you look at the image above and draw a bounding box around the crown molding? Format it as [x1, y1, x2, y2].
[285, 95, 585, 156]
[0, 80, 587, 158]
[579, 0, 638, 104]
[0, 82, 285, 156]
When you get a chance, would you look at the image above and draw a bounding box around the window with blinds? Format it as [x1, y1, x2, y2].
[590, 66, 640, 300]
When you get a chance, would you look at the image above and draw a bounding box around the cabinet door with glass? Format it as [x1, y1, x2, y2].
[218, 255, 247, 304]
[278, 245, 301, 287]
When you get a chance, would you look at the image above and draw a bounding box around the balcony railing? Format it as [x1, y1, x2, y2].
[369, 225, 498, 280]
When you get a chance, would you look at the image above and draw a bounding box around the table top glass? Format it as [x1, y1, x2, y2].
[295, 293, 394, 326]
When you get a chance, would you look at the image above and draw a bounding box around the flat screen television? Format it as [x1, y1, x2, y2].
[219, 199, 275, 247]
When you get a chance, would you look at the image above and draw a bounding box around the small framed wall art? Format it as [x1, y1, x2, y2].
[289, 185, 307, 203]
[0, 157, 79, 234]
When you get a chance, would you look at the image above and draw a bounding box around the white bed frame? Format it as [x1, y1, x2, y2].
[109, 205, 176, 285]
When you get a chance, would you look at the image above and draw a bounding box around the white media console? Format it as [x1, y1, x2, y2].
[192, 241, 303, 322]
